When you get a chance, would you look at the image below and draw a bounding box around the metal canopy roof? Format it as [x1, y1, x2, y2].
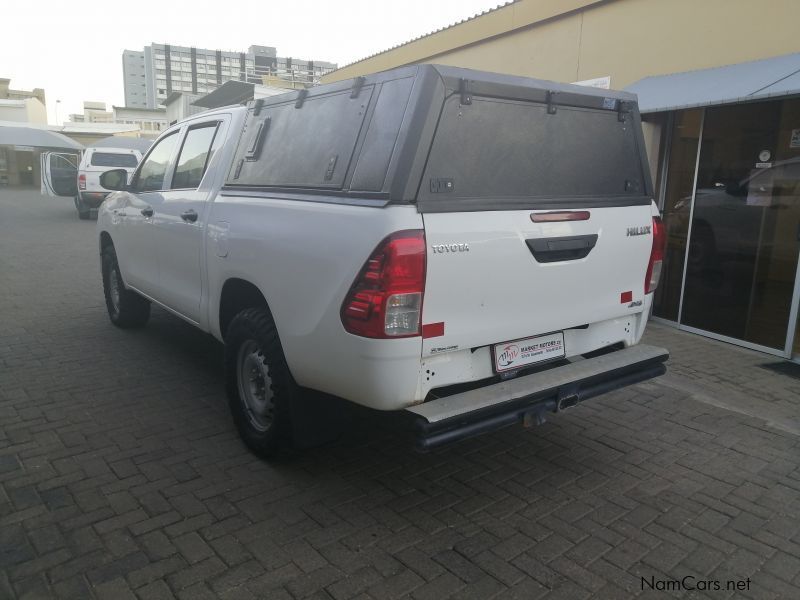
[625, 52, 800, 113]
[0, 124, 83, 150]
[193, 80, 255, 108]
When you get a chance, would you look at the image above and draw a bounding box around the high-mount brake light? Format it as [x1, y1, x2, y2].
[341, 230, 426, 338]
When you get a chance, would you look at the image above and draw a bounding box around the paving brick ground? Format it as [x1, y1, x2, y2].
[1, 188, 800, 600]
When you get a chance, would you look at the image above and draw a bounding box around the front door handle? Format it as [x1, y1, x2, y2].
[181, 209, 198, 223]
[141, 206, 153, 218]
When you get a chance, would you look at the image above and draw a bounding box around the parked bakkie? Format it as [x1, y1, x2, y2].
[53, 65, 670, 456]
[75, 147, 142, 219]
[40, 146, 142, 219]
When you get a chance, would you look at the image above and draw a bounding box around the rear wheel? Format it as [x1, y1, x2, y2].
[101, 245, 150, 328]
[224, 308, 294, 457]
[75, 196, 90, 220]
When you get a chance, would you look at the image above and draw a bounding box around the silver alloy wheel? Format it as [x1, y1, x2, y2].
[236, 340, 275, 431]
[109, 269, 121, 314]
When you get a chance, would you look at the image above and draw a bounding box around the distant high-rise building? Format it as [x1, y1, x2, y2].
[122, 51, 148, 108]
[122, 43, 337, 109]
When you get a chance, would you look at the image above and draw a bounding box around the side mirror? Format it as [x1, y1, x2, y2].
[100, 169, 129, 191]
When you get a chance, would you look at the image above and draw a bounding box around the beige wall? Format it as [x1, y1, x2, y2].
[25, 98, 47, 124]
[0, 98, 47, 124]
[324, 0, 800, 88]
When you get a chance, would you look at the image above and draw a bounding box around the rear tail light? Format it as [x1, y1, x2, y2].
[645, 216, 666, 294]
[341, 230, 426, 338]
[78, 174, 86, 190]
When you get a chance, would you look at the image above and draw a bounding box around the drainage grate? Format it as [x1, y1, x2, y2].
[759, 361, 800, 381]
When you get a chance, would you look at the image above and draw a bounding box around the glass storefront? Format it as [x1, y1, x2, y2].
[654, 99, 800, 359]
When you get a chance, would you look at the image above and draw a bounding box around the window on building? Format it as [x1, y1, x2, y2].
[171, 123, 219, 189]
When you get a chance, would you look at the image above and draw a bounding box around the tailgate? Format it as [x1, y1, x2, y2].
[422, 205, 654, 357]
[417, 87, 654, 358]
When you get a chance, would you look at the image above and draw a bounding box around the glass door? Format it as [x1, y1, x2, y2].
[653, 110, 703, 322]
[679, 99, 800, 353]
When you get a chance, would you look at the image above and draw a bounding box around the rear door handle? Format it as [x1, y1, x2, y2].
[526, 234, 598, 263]
[181, 209, 198, 223]
[141, 206, 153, 218]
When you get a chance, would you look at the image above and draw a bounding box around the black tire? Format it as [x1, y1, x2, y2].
[101, 245, 150, 328]
[224, 308, 295, 458]
[75, 196, 90, 220]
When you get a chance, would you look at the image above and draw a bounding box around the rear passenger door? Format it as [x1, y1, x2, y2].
[150, 117, 226, 324]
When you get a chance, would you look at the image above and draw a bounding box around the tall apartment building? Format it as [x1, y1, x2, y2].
[122, 44, 337, 109]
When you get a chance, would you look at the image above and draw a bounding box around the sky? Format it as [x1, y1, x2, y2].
[2, 0, 505, 125]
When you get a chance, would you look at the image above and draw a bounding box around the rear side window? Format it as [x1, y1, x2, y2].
[171, 123, 219, 189]
[228, 87, 373, 189]
[419, 96, 646, 207]
[90, 152, 138, 168]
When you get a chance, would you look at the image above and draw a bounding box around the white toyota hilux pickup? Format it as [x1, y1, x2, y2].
[87, 65, 668, 456]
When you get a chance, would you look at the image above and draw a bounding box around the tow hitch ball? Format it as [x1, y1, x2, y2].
[522, 387, 580, 428]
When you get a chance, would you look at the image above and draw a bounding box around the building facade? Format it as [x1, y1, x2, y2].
[0, 98, 46, 124]
[0, 78, 46, 107]
[122, 50, 148, 108]
[322, 0, 800, 361]
[111, 105, 168, 137]
[69, 101, 113, 124]
[123, 44, 337, 110]
[0, 78, 47, 124]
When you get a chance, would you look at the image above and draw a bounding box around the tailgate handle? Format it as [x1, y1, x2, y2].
[526, 234, 598, 263]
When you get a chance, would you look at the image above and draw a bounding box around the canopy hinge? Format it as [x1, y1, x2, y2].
[547, 90, 558, 115]
[459, 78, 472, 105]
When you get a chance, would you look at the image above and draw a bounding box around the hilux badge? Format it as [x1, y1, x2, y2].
[626, 225, 651, 237]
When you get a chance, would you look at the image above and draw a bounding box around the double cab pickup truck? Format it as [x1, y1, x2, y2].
[50, 65, 670, 456]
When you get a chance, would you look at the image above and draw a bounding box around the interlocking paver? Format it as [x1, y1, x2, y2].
[2, 189, 800, 598]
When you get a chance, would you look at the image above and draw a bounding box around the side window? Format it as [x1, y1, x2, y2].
[133, 132, 179, 192]
[171, 123, 219, 189]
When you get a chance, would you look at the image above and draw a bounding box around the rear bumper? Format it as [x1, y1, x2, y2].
[407, 344, 668, 451]
[79, 191, 109, 208]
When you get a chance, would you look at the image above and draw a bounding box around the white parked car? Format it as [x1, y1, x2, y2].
[75, 147, 142, 219]
[48, 65, 669, 456]
[41, 146, 142, 219]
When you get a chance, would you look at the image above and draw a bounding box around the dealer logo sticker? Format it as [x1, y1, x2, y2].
[497, 344, 520, 368]
[494, 331, 566, 372]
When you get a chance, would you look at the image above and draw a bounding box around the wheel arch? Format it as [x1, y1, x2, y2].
[218, 278, 270, 339]
[99, 230, 114, 254]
